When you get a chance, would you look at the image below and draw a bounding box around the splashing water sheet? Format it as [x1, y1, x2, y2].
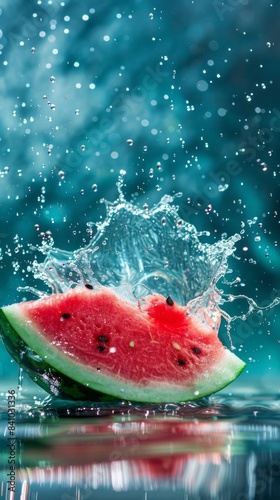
[0, 1, 280, 499]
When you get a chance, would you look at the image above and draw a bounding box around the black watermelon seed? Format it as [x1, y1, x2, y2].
[61, 313, 71, 319]
[98, 335, 109, 343]
[192, 347, 201, 355]
[85, 283, 93, 289]
[177, 358, 186, 366]
[97, 345, 106, 352]
[166, 296, 174, 306]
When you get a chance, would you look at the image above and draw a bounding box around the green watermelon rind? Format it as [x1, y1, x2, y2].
[0, 303, 246, 403]
[0, 308, 116, 401]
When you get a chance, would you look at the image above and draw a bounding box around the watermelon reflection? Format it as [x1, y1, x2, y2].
[17, 418, 232, 494]
[3, 395, 280, 499]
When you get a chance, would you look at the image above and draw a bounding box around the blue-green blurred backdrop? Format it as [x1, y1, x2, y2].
[0, 0, 279, 392]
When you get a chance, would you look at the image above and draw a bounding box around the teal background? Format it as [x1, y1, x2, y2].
[0, 0, 279, 392]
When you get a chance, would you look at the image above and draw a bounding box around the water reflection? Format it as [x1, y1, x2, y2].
[1, 395, 280, 499]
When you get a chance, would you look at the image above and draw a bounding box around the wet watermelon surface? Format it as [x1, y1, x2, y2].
[18, 286, 223, 386]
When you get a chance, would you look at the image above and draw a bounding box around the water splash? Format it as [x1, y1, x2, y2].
[23, 192, 240, 310]
[17, 170, 280, 334]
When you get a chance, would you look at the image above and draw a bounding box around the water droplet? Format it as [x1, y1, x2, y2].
[18, 367, 23, 391]
[218, 184, 229, 192]
[50, 75, 56, 83]
[80, 144, 86, 151]
[196, 80, 208, 92]
[126, 139, 133, 146]
[92, 184, 98, 192]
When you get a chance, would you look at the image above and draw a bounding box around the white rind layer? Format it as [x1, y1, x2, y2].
[3, 304, 246, 403]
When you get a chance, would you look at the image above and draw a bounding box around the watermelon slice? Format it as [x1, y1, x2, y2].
[0, 285, 245, 402]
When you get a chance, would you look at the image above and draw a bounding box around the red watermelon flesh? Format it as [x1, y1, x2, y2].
[0, 285, 245, 402]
